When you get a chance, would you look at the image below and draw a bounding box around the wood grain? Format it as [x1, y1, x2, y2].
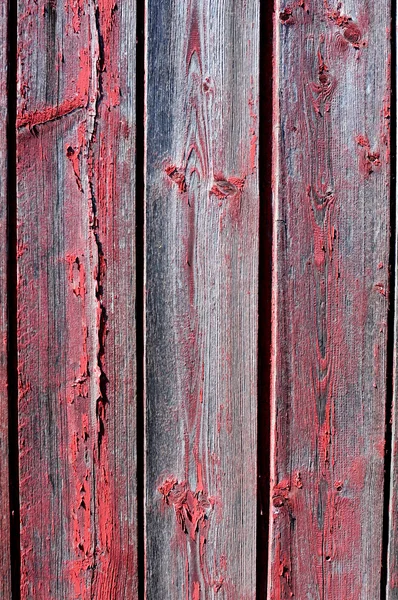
[16, 0, 137, 596]
[388, 283, 398, 598]
[388, 7, 398, 588]
[0, 0, 11, 596]
[145, 1, 259, 597]
[269, 1, 391, 597]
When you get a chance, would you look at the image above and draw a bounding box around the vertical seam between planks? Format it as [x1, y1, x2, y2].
[267, 0, 281, 596]
[136, 0, 145, 596]
[6, 0, 20, 595]
[257, 0, 274, 596]
[382, 0, 396, 597]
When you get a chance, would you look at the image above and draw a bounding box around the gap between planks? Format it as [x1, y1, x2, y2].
[383, 0, 397, 597]
[7, 0, 21, 594]
[257, 0, 274, 597]
[136, 0, 146, 596]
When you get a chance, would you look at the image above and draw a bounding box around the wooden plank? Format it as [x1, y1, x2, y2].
[269, 1, 391, 597]
[145, 2, 259, 597]
[387, 6, 398, 589]
[16, 0, 137, 596]
[0, 0, 11, 596]
[388, 288, 398, 597]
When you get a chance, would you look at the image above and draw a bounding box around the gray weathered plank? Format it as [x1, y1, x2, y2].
[145, 1, 260, 597]
[268, 1, 391, 597]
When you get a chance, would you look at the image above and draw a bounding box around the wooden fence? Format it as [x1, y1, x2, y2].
[0, 0, 396, 597]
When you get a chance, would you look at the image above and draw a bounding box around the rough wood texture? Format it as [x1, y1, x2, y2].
[269, 1, 391, 598]
[389, 282, 398, 598]
[145, 1, 259, 597]
[16, 0, 137, 596]
[0, 0, 11, 596]
[388, 15, 398, 590]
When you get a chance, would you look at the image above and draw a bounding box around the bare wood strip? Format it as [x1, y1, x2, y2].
[145, 1, 260, 597]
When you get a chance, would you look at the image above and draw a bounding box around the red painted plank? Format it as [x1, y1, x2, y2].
[145, 1, 260, 597]
[16, 0, 137, 596]
[269, 1, 391, 597]
[0, 0, 11, 596]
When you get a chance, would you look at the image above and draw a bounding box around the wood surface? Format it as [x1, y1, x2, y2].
[16, 0, 137, 596]
[4, 1, 396, 596]
[388, 6, 398, 588]
[145, 1, 260, 597]
[388, 257, 398, 599]
[0, 0, 11, 596]
[269, 1, 391, 598]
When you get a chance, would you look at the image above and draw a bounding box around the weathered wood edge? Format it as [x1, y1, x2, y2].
[0, 0, 11, 595]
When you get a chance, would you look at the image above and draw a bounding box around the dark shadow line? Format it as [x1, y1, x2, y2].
[256, 0, 274, 597]
[6, 0, 21, 597]
[381, 2, 396, 598]
[135, 0, 145, 597]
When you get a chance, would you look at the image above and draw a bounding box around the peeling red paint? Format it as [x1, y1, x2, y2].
[159, 477, 215, 598]
[158, 477, 214, 541]
[66, 0, 84, 33]
[17, 98, 86, 129]
[280, 7, 294, 24]
[210, 176, 245, 199]
[66, 144, 83, 191]
[17, 0, 138, 595]
[356, 134, 381, 178]
[269, 0, 390, 596]
[66, 255, 86, 297]
[165, 164, 187, 193]
[324, 1, 366, 48]
[375, 282, 386, 297]
[293, 471, 303, 489]
[279, 0, 307, 25]
[210, 175, 245, 225]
